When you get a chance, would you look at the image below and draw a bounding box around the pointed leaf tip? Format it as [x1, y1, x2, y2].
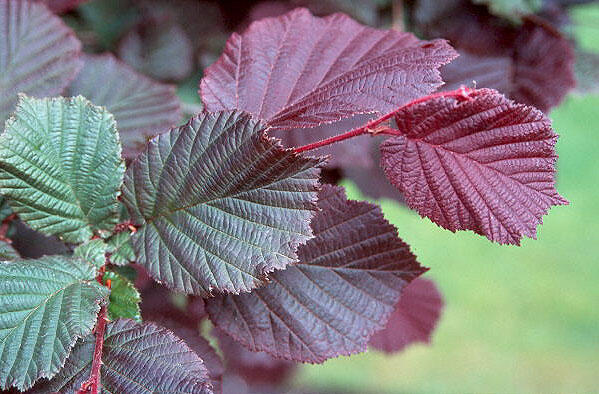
[380, 88, 568, 245]
[206, 185, 426, 363]
[369, 278, 444, 354]
[121, 110, 325, 296]
[200, 7, 457, 129]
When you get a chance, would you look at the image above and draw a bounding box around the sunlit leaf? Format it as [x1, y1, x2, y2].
[104, 271, 141, 322]
[0, 256, 108, 390]
[206, 185, 425, 363]
[0, 95, 125, 243]
[121, 110, 324, 296]
[200, 7, 456, 129]
[380, 88, 568, 245]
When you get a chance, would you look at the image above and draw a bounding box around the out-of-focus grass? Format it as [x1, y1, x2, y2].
[292, 8, 599, 393]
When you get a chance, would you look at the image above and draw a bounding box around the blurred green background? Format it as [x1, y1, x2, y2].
[292, 5, 599, 394]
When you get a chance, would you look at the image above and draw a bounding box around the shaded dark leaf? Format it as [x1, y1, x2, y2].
[118, 13, 194, 82]
[200, 7, 456, 129]
[380, 88, 568, 245]
[369, 278, 444, 354]
[143, 309, 224, 393]
[121, 110, 324, 296]
[29, 319, 213, 393]
[40, 0, 88, 13]
[206, 185, 425, 363]
[215, 328, 296, 386]
[0, 0, 82, 123]
[66, 53, 181, 158]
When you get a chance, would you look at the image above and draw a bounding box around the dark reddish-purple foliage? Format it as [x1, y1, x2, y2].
[379, 88, 568, 245]
[206, 185, 426, 363]
[369, 278, 444, 354]
[200, 7, 457, 129]
[0, 1, 577, 392]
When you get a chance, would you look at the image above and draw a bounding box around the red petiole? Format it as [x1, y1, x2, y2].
[293, 87, 474, 154]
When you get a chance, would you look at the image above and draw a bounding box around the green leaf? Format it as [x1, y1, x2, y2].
[73, 239, 107, 268]
[104, 271, 141, 322]
[0, 95, 126, 243]
[0, 240, 18, 260]
[121, 110, 324, 296]
[30, 319, 213, 393]
[0, 255, 109, 390]
[107, 230, 135, 266]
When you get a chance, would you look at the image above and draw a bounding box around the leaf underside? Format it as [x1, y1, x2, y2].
[380, 88, 568, 245]
[0, 256, 108, 390]
[30, 319, 213, 394]
[66, 53, 181, 158]
[0, 95, 125, 244]
[121, 110, 324, 296]
[369, 278, 444, 354]
[200, 7, 457, 129]
[0, 0, 82, 124]
[206, 185, 426, 363]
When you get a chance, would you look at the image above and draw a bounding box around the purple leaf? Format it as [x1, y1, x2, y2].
[66, 53, 181, 158]
[379, 88, 568, 245]
[121, 110, 324, 296]
[369, 278, 444, 354]
[418, 1, 575, 112]
[206, 185, 426, 363]
[143, 310, 224, 393]
[39, 0, 88, 13]
[118, 13, 194, 82]
[510, 19, 575, 112]
[200, 7, 457, 130]
[29, 319, 213, 393]
[215, 328, 296, 386]
[0, 0, 82, 123]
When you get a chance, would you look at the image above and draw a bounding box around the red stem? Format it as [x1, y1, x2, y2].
[78, 270, 110, 394]
[77, 305, 107, 394]
[293, 87, 474, 154]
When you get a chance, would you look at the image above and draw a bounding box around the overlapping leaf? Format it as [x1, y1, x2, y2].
[419, 1, 575, 112]
[0, 240, 18, 261]
[369, 278, 444, 354]
[104, 271, 141, 322]
[206, 185, 426, 363]
[0, 95, 125, 243]
[0, 256, 108, 390]
[118, 16, 194, 82]
[66, 53, 181, 158]
[0, 0, 82, 124]
[200, 7, 457, 129]
[143, 308, 224, 391]
[215, 328, 296, 385]
[121, 110, 324, 296]
[379, 88, 568, 245]
[30, 319, 213, 394]
[73, 239, 107, 268]
[106, 230, 136, 265]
